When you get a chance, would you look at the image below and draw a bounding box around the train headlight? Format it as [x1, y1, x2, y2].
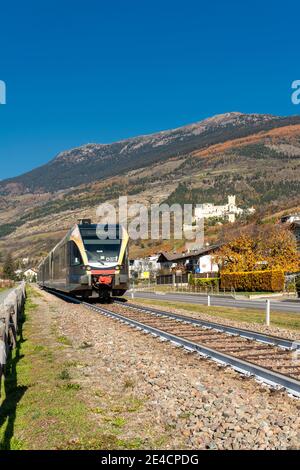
[84, 265, 92, 271]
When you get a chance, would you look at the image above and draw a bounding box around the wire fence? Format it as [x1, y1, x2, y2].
[130, 278, 299, 298]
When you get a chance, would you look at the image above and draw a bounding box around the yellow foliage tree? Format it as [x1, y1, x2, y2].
[214, 225, 300, 273]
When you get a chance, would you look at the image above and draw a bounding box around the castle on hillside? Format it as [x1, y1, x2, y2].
[194, 195, 254, 223]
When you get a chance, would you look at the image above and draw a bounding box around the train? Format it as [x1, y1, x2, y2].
[37, 219, 129, 300]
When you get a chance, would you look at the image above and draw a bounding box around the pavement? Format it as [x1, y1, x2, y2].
[129, 291, 300, 314]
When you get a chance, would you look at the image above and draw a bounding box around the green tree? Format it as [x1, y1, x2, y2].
[3, 253, 16, 280]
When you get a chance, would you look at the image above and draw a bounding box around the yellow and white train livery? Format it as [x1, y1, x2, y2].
[37, 220, 129, 300]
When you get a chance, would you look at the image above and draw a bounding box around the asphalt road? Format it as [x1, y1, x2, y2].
[130, 291, 300, 314]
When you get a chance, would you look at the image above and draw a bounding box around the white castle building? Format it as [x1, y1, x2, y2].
[194, 195, 253, 223]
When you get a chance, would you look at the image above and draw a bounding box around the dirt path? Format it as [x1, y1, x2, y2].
[1, 286, 300, 449]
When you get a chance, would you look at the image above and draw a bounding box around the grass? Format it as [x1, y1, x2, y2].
[57, 369, 71, 380]
[109, 417, 126, 428]
[123, 378, 135, 389]
[127, 297, 300, 331]
[58, 382, 82, 391]
[0, 286, 149, 449]
[57, 335, 72, 346]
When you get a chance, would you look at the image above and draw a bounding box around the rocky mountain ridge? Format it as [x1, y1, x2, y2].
[1, 112, 299, 195]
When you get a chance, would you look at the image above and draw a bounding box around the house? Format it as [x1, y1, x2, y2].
[157, 244, 221, 275]
[280, 213, 300, 224]
[194, 195, 254, 223]
[15, 267, 37, 281]
[23, 268, 37, 281]
[280, 215, 300, 251]
[129, 255, 161, 280]
[290, 221, 300, 252]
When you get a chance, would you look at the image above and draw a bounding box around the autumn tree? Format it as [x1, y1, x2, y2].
[214, 225, 300, 273]
[214, 234, 259, 273]
[256, 225, 300, 272]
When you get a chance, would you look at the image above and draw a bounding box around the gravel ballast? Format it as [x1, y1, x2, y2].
[38, 289, 300, 449]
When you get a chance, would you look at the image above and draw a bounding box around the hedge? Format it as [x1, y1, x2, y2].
[189, 277, 219, 288]
[220, 270, 285, 292]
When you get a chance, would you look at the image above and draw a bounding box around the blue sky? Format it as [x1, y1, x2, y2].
[0, 0, 299, 179]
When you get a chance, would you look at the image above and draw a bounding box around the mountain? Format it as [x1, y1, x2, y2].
[1, 112, 300, 194]
[0, 111, 300, 263]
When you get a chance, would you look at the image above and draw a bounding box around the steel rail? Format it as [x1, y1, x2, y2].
[45, 289, 300, 397]
[115, 300, 299, 350]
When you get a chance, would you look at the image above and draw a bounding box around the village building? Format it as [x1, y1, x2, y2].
[280, 213, 300, 224]
[15, 268, 37, 281]
[157, 244, 221, 276]
[194, 195, 254, 223]
[280, 215, 300, 252]
[129, 255, 161, 280]
[21, 268, 37, 282]
[290, 221, 300, 252]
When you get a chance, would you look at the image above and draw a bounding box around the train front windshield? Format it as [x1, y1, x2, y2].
[80, 225, 122, 264]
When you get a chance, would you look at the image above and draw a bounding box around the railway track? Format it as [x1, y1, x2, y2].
[45, 289, 300, 397]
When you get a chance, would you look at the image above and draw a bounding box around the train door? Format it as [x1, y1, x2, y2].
[68, 241, 84, 291]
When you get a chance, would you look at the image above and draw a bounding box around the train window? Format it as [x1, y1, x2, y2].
[83, 239, 121, 262]
[80, 224, 121, 240]
[69, 241, 83, 266]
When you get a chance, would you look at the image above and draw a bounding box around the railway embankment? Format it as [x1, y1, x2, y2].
[1, 285, 300, 449]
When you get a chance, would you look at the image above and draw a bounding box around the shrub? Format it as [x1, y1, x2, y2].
[220, 269, 285, 292]
[189, 277, 219, 288]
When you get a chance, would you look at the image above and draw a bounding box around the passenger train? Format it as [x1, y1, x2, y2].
[37, 220, 129, 300]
